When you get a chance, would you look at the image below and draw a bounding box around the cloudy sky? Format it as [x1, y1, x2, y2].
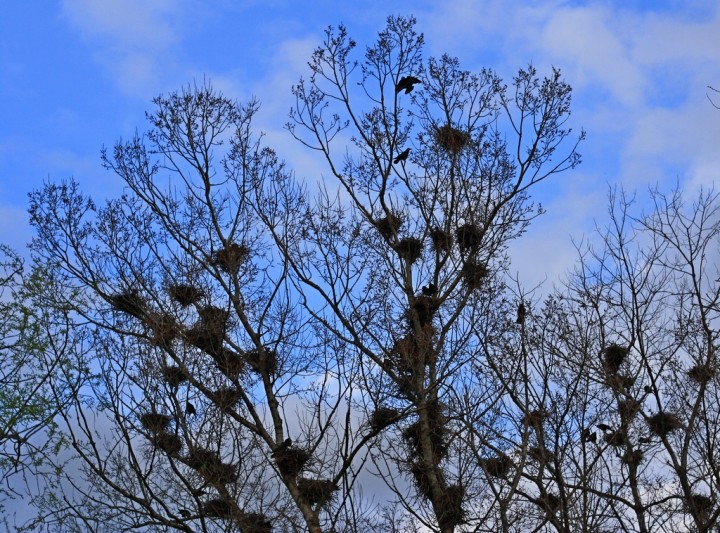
[1, 0, 719, 289]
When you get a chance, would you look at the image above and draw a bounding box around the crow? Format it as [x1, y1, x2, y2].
[581, 428, 597, 443]
[275, 437, 292, 452]
[393, 148, 410, 164]
[643, 385, 653, 394]
[396, 75, 421, 94]
[186, 401, 196, 416]
[596, 423, 613, 432]
[179, 509, 191, 519]
[638, 436, 652, 444]
[516, 302, 526, 324]
[422, 283, 438, 296]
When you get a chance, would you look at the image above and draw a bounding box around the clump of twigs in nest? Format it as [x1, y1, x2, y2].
[482, 454, 513, 478]
[246, 348, 278, 376]
[211, 243, 249, 274]
[198, 306, 230, 331]
[604, 430, 627, 447]
[402, 410, 448, 459]
[214, 349, 246, 381]
[605, 373, 635, 392]
[390, 327, 436, 372]
[168, 283, 204, 306]
[139, 412, 172, 433]
[408, 461, 445, 499]
[430, 227, 453, 253]
[239, 512, 272, 533]
[109, 289, 146, 318]
[528, 446, 555, 464]
[648, 412, 683, 437]
[186, 447, 238, 484]
[147, 313, 179, 348]
[297, 478, 338, 507]
[539, 492, 561, 513]
[602, 344, 628, 374]
[622, 449, 643, 467]
[436, 124, 470, 153]
[408, 296, 441, 327]
[150, 432, 182, 456]
[688, 364, 716, 384]
[686, 494, 714, 518]
[185, 305, 229, 357]
[369, 407, 400, 433]
[461, 260, 488, 289]
[212, 387, 242, 413]
[375, 213, 403, 239]
[161, 365, 189, 388]
[394, 237, 423, 264]
[619, 399, 642, 424]
[522, 409, 546, 429]
[456, 223, 483, 251]
[202, 498, 236, 519]
[438, 484, 466, 530]
[273, 447, 311, 478]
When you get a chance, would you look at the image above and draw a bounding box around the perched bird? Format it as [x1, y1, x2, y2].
[581, 428, 597, 443]
[643, 385, 653, 394]
[186, 401, 196, 416]
[638, 436, 652, 444]
[277, 437, 292, 451]
[393, 148, 410, 164]
[179, 509, 191, 519]
[421, 283, 438, 296]
[396, 75, 421, 94]
[596, 423, 613, 432]
[516, 302, 526, 325]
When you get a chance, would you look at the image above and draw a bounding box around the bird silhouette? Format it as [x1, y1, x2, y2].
[643, 385, 653, 394]
[596, 423, 613, 432]
[186, 401, 196, 416]
[179, 509, 191, 519]
[581, 428, 597, 443]
[516, 302, 526, 324]
[393, 148, 410, 164]
[421, 283, 438, 296]
[276, 437, 292, 452]
[638, 436, 652, 444]
[396, 75, 421, 94]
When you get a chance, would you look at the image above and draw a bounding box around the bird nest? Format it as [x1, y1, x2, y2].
[602, 344, 628, 374]
[408, 296, 441, 327]
[438, 484, 466, 530]
[212, 387, 243, 413]
[161, 365, 189, 388]
[246, 348, 278, 376]
[198, 306, 230, 331]
[436, 125, 470, 154]
[168, 283, 204, 306]
[186, 448, 238, 484]
[297, 478, 338, 507]
[402, 417, 448, 460]
[202, 498, 236, 519]
[461, 260, 488, 289]
[605, 373, 635, 391]
[688, 364, 716, 384]
[622, 449, 643, 467]
[528, 446, 555, 464]
[456, 223, 483, 251]
[150, 432, 182, 456]
[139, 412, 172, 433]
[394, 237, 424, 264]
[375, 214, 403, 239]
[238, 512, 272, 533]
[430, 228, 453, 253]
[482, 454, 513, 478]
[147, 313, 179, 348]
[273, 447, 311, 478]
[522, 409, 546, 429]
[214, 349, 247, 381]
[389, 328, 437, 372]
[109, 289, 146, 318]
[618, 399, 642, 423]
[604, 430, 627, 447]
[211, 243, 250, 274]
[647, 412, 683, 437]
[539, 493, 561, 513]
[369, 407, 401, 433]
[408, 461, 445, 500]
[686, 493, 714, 518]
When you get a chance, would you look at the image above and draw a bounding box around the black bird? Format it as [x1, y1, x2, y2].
[643, 385, 653, 394]
[276, 437, 292, 452]
[393, 148, 410, 164]
[581, 428, 597, 443]
[185, 401, 196, 416]
[422, 283, 438, 296]
[396, 75, 421, 94]
[596, 423, 613, 432]
[516, 302, 526, 324]
[638, 436, 652, 444]
[179, 509, 191, 519]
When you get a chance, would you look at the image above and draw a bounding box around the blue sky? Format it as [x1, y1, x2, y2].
[1, 0, 719, 288]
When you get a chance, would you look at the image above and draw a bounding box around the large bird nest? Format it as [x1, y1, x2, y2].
[688, 364, 716, 384]
[212, 387, 243, 413]
[186, 447, 238, 484]
[139, 412, 172, 433]
[109, 289, 146, 318]
[375, 214, 403, 239]
[456, 223, 483, 251]
[246, 348, 278, 376]
[522, 409, 546, 429]
[147, 312, 179, 348]
[297, 478, 338, 507]
[618, 399, 642, 424]
[168, 283, 204, 306]
[686, 493, 714, 518]
[436, 125, 470, 154]
[394, 237, 424, 264]
[238, 512, 272, 533]
[430, 227, 453, 253]
[438, 484, 466, 530]
[273, 446, 311, 478]
[528, 446, 555, 464]
[202, 498, 236, 519]
[150, 432, 182, 456]
[539, 492, 561, 513]
[461, 260, 488, 289]
[161, 365, 189, 388]
[198, 306, 230, 331]
[369, 407, 401, 433]
[622, 449, 643, 467]
[647, 412, 683, 437]
[408, 296, 441, 327]
[602, 344, 628, 374]
[605, 373, 635, 392]
[210, 243, 249, 274]
[604, 430, 627, 447]
[214, 350, 247, 381]
[481, 454, 513, 478]
[402, 408, 448, 460]
[389, 328, 436, 372]
[408, 461, 445, 500]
